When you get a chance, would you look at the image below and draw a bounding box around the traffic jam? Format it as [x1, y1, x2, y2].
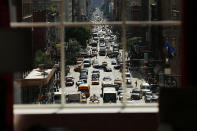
[54, 8, 159, 104]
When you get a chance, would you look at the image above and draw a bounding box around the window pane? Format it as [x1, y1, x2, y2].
[12, 0, 182, 106]
[14, 27, 60, 104]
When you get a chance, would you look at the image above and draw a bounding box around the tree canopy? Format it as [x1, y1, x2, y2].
[65, 26, 92, 49]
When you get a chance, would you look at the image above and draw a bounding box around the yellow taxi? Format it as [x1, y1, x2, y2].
[114, 78, 122, 86]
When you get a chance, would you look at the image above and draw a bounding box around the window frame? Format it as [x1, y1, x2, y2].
[11, 0, 181, 113]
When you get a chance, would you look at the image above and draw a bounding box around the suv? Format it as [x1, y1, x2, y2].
[83, 59, 91, 67]
[131, 88, 142, 100]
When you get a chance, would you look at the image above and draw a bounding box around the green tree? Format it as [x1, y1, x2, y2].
[65, 40, 81, 65]
[127, 37, 138, 52]
[65, 26, 92, 49]
[34, 50, 52, 69]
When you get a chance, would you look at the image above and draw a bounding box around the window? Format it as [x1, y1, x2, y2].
[11, 0, 181, 114]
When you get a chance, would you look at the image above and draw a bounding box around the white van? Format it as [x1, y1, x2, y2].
[140, 83, 150, 96]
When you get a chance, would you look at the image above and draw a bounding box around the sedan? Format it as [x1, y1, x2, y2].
[114, 65, 121, 69]
[91, 78, 99, 85]
[103, 66, 112, 72]
[111, 60, 116, 65]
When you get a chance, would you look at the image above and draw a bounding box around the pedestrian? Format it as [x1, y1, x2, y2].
[135, 81, 137, 87]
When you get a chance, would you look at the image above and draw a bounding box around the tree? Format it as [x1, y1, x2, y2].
[65, 40, 81, 65]
[65, 26, 92, 49]
[127, 37, 138, 52]
[34, 50, 52, 70]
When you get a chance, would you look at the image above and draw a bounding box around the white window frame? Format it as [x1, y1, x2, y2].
[12, 0, 181, 114]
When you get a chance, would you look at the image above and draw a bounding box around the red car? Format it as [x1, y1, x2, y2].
[65, 76, 74, 86]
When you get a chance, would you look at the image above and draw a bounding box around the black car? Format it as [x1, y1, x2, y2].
[103, 66, 112, 72]
[114, 65, 121, 69]
[81, 68, 88, 75]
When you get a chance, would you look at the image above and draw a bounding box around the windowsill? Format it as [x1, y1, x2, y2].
[14, 103, 158, 114]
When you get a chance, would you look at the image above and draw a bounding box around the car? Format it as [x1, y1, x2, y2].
[144, 91, 152, 103]
[126, 78, 131, 84]
[102, 61, 108, 66]
[83, 58, 91, 67]
[92, 47, 97, 51]
[103, 66, 112, 72]
[92, 73, 99, 79]
[150, 84, 160, 93]
[80, 73, 88, 80]
[91, 77, 99, 85]
[117, 86, 123, 95]
[76, 79, 87, 86]
[81, 68, 88, 75]
[151, 94, 159, 103]
[119, 93, 130, 101]
[92, 51, 97, 56]
[80, 93, 87, 104]
[125, 72, 131, 79]
[102, 80, 114, 88]
[65, 76, 74, 86]
[111, 60, 116, 65]
[76, 58, 83, 64]
[92, 61, 100, 68]
[131, 88, 143, 100]
[114, 65, 121, 69]
[92, 69, 100, 77]
[89, 94, 100, 104]
[140, 83, 151, 96]
[103, 76, 112, 81]
[114, 78, 122, 86]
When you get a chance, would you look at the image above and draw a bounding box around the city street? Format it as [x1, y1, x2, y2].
[61, 8, 147, 104]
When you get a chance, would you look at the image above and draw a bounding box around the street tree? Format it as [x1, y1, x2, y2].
[65, 26, 92, 49]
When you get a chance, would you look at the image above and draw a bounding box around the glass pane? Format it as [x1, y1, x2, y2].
[14, 27, 60, 104]
[126, 25, 181, 103]
[125, 0, 181, 21]
[9, 0, 61, 23]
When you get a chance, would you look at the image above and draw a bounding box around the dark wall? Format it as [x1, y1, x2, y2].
[15, 113, 159, 131]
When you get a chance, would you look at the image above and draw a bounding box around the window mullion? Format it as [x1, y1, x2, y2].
[60, 0, 65, 106]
